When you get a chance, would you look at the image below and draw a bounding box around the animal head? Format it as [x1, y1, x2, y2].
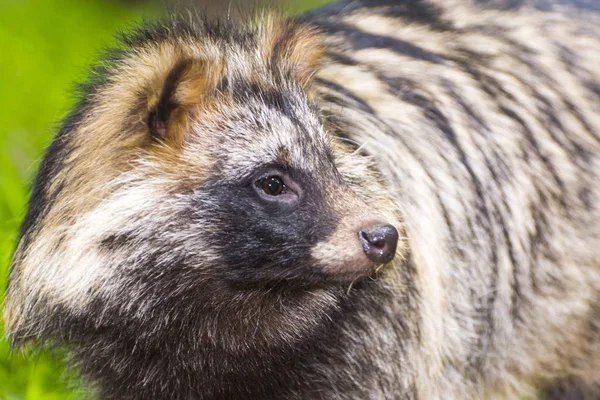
[4, 15, 403, 354]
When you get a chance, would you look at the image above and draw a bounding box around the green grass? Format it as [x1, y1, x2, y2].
[0, 0, 330, 398]
[0, 2, 162, 398]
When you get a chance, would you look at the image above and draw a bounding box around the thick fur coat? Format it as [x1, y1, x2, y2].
[4, 0, 600, 398]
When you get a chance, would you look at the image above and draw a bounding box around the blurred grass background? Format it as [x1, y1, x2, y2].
[0, 0, 330, 398]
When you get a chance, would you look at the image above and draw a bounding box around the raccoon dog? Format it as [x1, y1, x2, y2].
[4, 0, 600, 399]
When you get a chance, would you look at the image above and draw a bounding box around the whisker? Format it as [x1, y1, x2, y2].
[346, 276, 361, 295]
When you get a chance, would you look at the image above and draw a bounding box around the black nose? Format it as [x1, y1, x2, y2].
[358, 224, 399, 264]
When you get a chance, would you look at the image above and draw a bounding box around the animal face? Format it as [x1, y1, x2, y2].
[114, 47, 400, 288]
[4, 16, 402, 353]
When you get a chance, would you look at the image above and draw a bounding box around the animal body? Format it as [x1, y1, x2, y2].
[4, 0, 600, 398]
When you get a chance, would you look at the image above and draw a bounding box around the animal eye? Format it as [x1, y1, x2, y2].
[258, 176, 285, 196]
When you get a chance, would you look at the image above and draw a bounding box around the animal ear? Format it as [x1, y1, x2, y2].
[147, 59, 219, 146]
[266, 19, 324, 87]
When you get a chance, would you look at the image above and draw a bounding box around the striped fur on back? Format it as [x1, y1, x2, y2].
[311, 1, 600, 397]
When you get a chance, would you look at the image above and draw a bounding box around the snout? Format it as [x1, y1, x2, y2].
[358, 224, 399, 264]
[311, 218, 400, 282]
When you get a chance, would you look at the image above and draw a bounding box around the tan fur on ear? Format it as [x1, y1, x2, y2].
[149, 58, 223, 147]
[263, 18, 324, 87]
[173, 59, 225, 106]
